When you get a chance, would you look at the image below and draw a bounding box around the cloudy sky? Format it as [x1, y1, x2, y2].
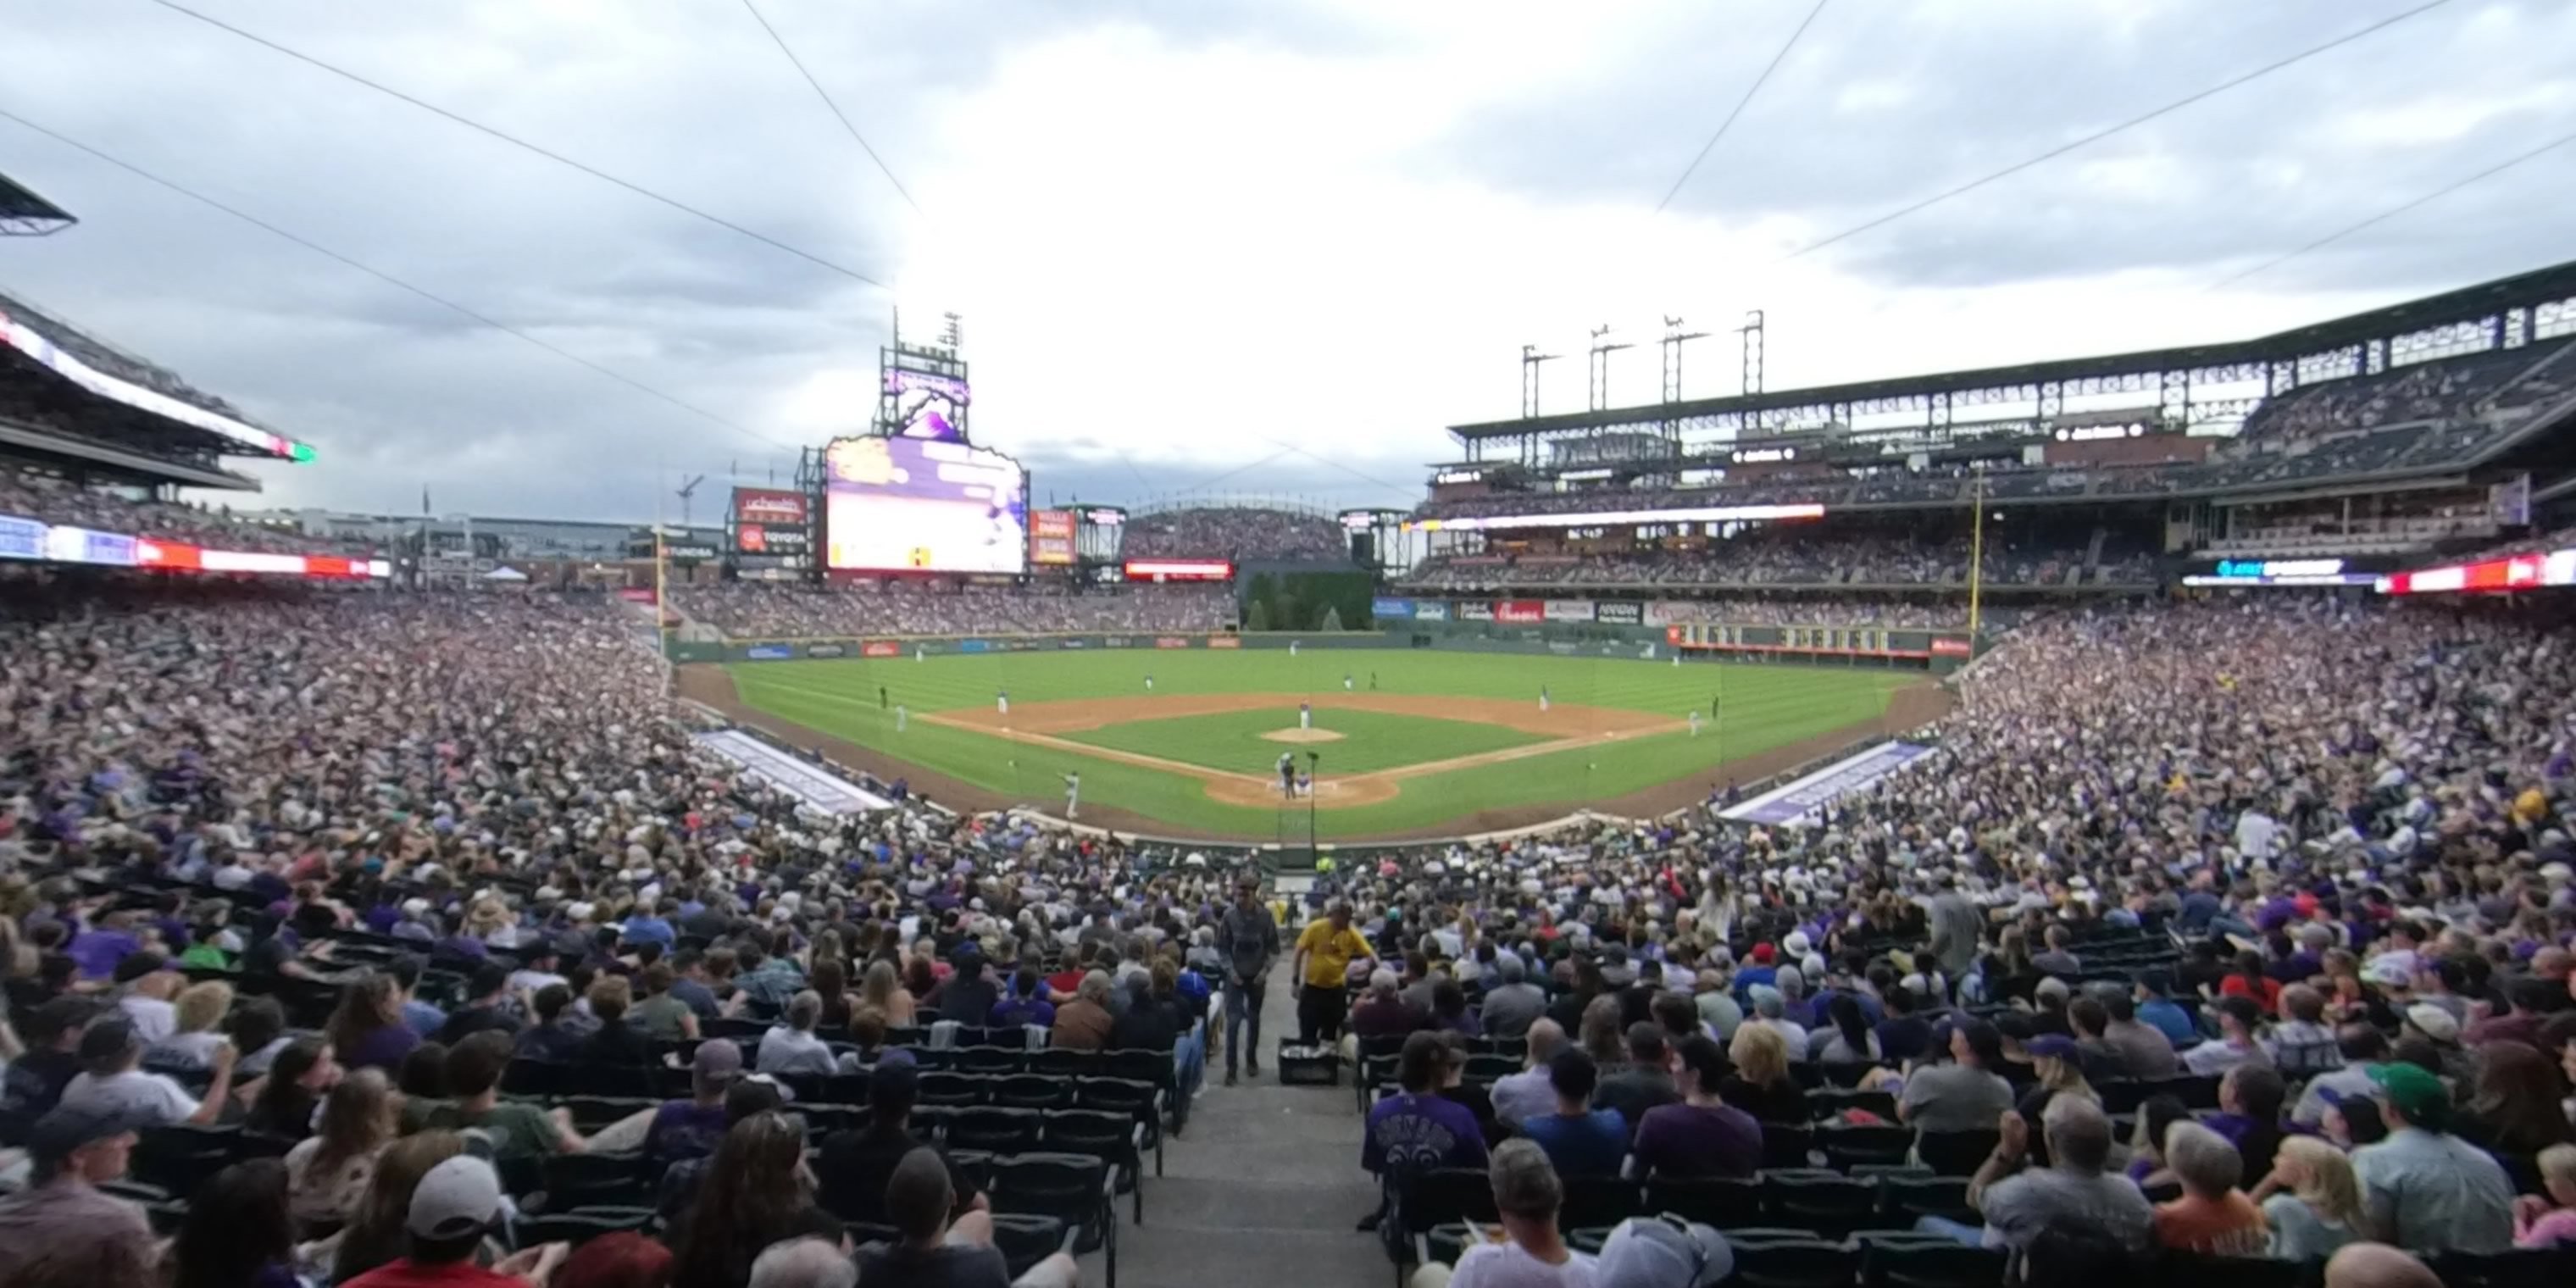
[4, 0, 2571, 522]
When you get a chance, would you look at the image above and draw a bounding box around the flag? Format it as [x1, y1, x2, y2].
[421, 484, 431, 516]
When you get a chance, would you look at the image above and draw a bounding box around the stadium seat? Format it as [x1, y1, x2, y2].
[1878, 1174, 1973, 1227]
[1760, 1121, 1816, 1170]
[919, 1071, 986, 1108]
[539, 1151, 650, 1209]
[988, 1213, 1074, 1281]
[993, 1073, 1077, 1111]
[948, 1106, 1044, 1154]
[1073, 1078, 1163, 1177]
[2426, 1247, 2576, 1288]
[2157, 1252, 2301, 1288]
[516, 1207, 653, 1247]
[1557, 1175, 1644, 1231]
[1761, 1169, 1880, 1235]
[959, 1046, 1024, 1075]
[1040, 1108, 1145, 1224]
[1726, 1229, 1863, 1288]
[1912, 1129, 1999, 1177]
[989, 1153, 1116, 1287]
[1644, 1175, 1763, 1228]
[1855, 1232, 2008, 1288]
[1817, 1123, 1914, 1171]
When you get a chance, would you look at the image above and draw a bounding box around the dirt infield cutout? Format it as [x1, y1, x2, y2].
[921, 692, 1685, 811]
[1259, 728, 1343, 744]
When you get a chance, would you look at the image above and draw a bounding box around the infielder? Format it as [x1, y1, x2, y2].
[1145, 674, 1155, 691]
[1299, 702, 1313, 730]
[897, 704, 908, 732]
[1539, 686, 1551, 713]
[997, 688, 1010, 716]
[1687, 709, 1700, 737]
[1062, 771, 1080, 819]
[1342, 673, 1353, 691]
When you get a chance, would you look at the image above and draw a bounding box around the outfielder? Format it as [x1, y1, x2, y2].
[1342, 673, 1353, 691]
[1145, 674, 1155, 691]
[896, 704, 908, 732]
[1062, 771, 1080, 819]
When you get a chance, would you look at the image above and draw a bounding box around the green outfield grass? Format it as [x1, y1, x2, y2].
[721, 648, 1913, 838]
[1061, 706, 1550, 775]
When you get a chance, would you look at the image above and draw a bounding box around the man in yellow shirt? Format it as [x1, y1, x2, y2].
[1291, 902, 1376, 1047]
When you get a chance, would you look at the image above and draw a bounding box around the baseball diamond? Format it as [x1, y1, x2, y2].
[678, 647, 1946, 840]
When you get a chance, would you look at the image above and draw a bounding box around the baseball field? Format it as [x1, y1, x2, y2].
[680, 649, 1942, 841]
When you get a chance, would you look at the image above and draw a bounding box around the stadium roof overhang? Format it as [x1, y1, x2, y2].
[1446, 258, 2576, 445]
[0, 414, 260, 490]
[0, 291, 314, 461]
[0, 170, 76, 236]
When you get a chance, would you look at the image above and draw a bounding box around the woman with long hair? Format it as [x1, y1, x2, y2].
[242, 1039, 339, 1140]
[168, 1158, 297, 1288]
[2013, 1036, 2100, 1168]
[1812, 993, 1880, 1064]
[810, 959, 852, 1030]
[1579, 994, 1626, 1068]
[669, 1112, 837, 1288]
[324, 973, 417, 1073]
[314, 1131, 468, 1283]
[1721, 1021, 1807, 1124]
[902, 956, 937, 1018]
[284, 1068, 398, 1230]
[2218, 948, 2285, 1015]
[2255, 1135, 2365, 1262]
[2463, 1041, 2576, 1157]
[861, 959, 914, 1027]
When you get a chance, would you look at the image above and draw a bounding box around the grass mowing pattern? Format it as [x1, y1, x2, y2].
[724, 649, 1912, 838]
[1060, 706, 1551, 775]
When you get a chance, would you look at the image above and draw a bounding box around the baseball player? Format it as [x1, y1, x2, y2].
[1145, 674, 1155, 691]
[1687, 709, 1700, 737]
[1062, 771, 1080, 819]
[997, 688, 1010, 716]
[1277, 752, 1296, 798]
[896, 704, 908, 733]
[1299, 702, 1312, 730]
[1539, 686, 1551, 713]
[1342, 673, 1353, 691]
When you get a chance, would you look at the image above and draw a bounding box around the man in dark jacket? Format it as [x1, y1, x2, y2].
[1592, 1023, 1680, 1138]
[1213, 878, 1279, 1085]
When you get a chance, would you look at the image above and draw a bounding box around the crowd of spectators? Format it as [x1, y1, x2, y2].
[4, 571, 2576, 1285]
[1121, 506, 1347, 562]
[0, 462, 365, 557]
[672, 580, 1234, 638]
[1319, 593, 2576, 1281]
[1396, 531, 2118, 591]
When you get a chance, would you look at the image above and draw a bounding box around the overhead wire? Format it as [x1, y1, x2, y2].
[1655, 0, 1832, 214]
[1773, 0, 2455, 263]
[2202, 126, 2576, 291]
[738, 0, 922, 214]
[0, 104, 797, 454]
[138, 0, 891, 290]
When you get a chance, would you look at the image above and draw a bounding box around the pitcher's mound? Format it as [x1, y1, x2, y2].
[1261, 728, 1344, 744]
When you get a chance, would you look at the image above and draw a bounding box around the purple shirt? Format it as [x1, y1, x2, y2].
[341, 1022, 420, 1073]
[67, 929, 141, 980]
[1363, 1092, 1489, 1175]
[1631, 1101, 1763, 1179]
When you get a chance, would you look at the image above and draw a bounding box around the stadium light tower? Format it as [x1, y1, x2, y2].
[676, 474, 705, 531]
[1518, 344, 1558, 420]
[1587, 325, 1635, 413]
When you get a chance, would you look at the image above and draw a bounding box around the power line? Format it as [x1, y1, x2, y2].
[1656, 0, 1832, 214]
[2204, 126, 2576, 292]
[139, 0, 890, 290]
[1777, 0, 2454, 263]
[739, 0, 921, 214]
[0, 104, 797, 454]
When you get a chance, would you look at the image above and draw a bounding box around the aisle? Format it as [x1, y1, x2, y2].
[1080, 958, 1386, 1288]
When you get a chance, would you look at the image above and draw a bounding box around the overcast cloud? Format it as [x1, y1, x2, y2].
[2, 0, 2570, 522]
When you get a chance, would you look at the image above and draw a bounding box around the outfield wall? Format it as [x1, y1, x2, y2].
[670, 621, 1975, 672]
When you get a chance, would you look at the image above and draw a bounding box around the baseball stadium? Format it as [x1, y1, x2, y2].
[7, 7, 2576, 1288]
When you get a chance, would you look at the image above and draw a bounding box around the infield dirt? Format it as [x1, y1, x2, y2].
[924, 693, 1685, 810]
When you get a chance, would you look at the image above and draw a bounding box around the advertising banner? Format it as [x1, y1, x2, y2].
[1721, 742, 1936, 825]
[616, 587, 658, 603]
[1494, 600, 1544, 624]
[1413, 601, 1449, 621]
[1124, 558, 1232, 581]
[1155, 636, 1191, 649]
[1206, 636, 1241, 649]
[862, 641, 902, 658]
[804, 643, 847, 658]
[1102, 636, 1132, 648]
[1457, 601, 1495, 621]
[1930, 636, 1972, 657]
[1645, 601, 1703, 626]
[0, 515, 42, 560]
[733, 488, 808, 525]
[1595, 602, 1643, 624]
[747, 644, 795, 661]
[1058, 638, 1085, 648]
[1030, 509, 1077, 566]
[1371, 597, 1415, 619]
[1543, 599, 1595, 623]
[958, 639, 994, 653]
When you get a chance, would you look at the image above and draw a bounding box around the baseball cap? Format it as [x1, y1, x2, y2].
[1596, 1216, 1733, 1288]
[692, 1038, 744, 1086]
[2366, 1062, 2449, 1119]
[2365, 958, 2412, 988]
[77, 1016, 141, 1064]
[2024, 1034, 2079, 1061]
[2403, 1003, 2461, 1044]
[407, 1155, 505, 1239]
[28, 1103, 142, 1166]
